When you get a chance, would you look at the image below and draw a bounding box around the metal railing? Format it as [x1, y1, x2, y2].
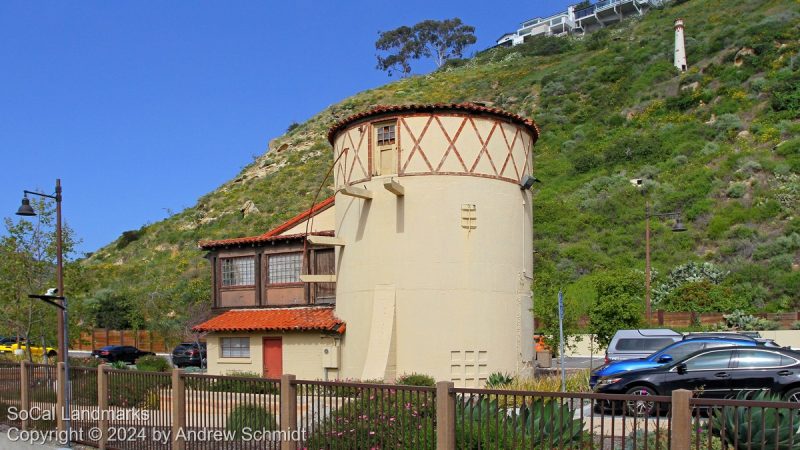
[2, 361, 800, 449]
[293, 379, 437, 448]
[183, 373, 280, 450]
[452, 387, 672, 449]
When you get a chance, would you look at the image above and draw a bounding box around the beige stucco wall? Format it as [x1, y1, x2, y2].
[281, 206, 336, 235]
[206, 332, 340, 379]
[332, 113, 536, 386]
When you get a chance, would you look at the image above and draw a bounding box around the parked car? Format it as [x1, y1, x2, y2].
[594, 346, 800, 415]
[590, 336, 759, 388]
[605, 329, 683, 363]
[91, 345, 154, 364]
[171, 342, 206, 368]
[0, 339, 57, 357]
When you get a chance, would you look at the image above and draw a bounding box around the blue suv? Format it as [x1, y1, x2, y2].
[589, 336, 759, 388]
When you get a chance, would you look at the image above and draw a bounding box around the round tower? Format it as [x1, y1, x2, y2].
[674, 18, 688, 72]
[328, 104, 538, 386]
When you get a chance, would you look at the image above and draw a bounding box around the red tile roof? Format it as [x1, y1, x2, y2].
[327, 103, 540, 144]
[192, 307, 345, 334]
[198, 196, 335, 250]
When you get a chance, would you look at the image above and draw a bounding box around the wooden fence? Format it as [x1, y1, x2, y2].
[71, 329, 179, 353]
[535, 311, 800, 331]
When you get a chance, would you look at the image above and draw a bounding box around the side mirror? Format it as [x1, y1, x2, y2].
[657, 354, 674, 364]
[676, 363, 688, 375]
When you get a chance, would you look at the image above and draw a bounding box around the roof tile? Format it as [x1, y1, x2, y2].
[192, 307, 345, 333]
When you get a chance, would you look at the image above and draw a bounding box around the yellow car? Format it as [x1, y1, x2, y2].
[0, 340, 57, 358]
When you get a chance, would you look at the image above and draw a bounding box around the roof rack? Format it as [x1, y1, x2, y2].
[682, 332, 757, 342]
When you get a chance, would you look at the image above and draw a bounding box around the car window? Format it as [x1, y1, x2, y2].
[660, 342, 704, 361]
[684, 350, 734, 370]
[615, 338, 676, 352]
[735, 350, 789, 369]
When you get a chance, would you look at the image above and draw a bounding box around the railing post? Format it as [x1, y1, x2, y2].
[97, 364, 108, 450]
[436, 381, 456, 450]
[670, 389, 692, 450]
[20, 361, 30, 431]
[171, 369, 186, 450]
[280, 374, 297, 450]
[56, 361, 65, 432]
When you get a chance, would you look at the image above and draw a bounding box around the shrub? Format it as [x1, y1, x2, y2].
[660, 280, 749, 314]
[116, 229, 143, 250]
[226, 405, 277, 439]
[719, 310, 778, 331]
[304, 387, 435, 448]
[497, 370, 590, 394]
[726, 183, 746, 198]
[486, 372, 514, 388]
[397, 372, 435, 387]
[713, 113, 744, 138]
[204, 372, 278, 395]
[135, 355, 170, 372]
[108, 374, 169, 409]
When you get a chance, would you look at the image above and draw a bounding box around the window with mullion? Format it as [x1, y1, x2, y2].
[221, 256, 255, 287]
[268, 252, 302, 284]
[220, 337, 250, 358]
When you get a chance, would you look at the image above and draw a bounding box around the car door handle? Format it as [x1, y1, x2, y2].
[778, 370, 793, 376]
[714, 372, 730, 378]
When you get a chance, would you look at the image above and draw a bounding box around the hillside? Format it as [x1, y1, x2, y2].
[80, 0, 800, 336]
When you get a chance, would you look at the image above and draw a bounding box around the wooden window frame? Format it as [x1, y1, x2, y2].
[266, 251, 303, 287]
[220, 256, 255, 288]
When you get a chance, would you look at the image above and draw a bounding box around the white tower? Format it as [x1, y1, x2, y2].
[674, 18, 688, 72]
[329, 104, 538, 386]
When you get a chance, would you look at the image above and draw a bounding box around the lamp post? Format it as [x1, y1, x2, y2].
[29, 290, 71, 449]
[16, 179, 65, 363]
[645, 201, 687, 325]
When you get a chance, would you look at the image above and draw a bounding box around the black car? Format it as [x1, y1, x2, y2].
[594, 346, 800, 415]
[171, 342, 207, 368]
[91, 345, 154, 364]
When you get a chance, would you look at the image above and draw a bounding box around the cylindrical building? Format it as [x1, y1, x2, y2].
[674, 19, 688, 72]
[328, 103, 539, 386]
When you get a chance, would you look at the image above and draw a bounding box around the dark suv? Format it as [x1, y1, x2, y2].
[171, 342, 207, 368]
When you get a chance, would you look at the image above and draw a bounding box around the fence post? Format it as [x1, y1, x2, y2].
[436, 381, 456, 450]
[280, 374, 297, 450]
[171, 369, 186, 450]
[20, 361, 30, 431]
[56, 361, 65, 432]
[657, 309, 665, 326]
[670, 389, 692, 450]
[97, 365, 108, 450]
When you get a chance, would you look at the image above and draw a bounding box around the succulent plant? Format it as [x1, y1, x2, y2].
[711, 391, 800, 450]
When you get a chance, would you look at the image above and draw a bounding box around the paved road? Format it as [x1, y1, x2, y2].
[560, 356, 606, 370]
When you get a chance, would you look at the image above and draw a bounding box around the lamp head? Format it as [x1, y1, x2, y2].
[16, 196, 36, 217]
[672, 217, 687, 232]
[519, 174, 541, 190]
[45, 288, 59, 296]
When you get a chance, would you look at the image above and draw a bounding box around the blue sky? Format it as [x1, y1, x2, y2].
[0, 1, 574, 255]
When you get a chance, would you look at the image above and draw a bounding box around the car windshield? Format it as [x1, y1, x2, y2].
[648, 341, 706, 362]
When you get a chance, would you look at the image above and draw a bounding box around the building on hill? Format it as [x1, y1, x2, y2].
[496, 0, 666, 47]
[195, 103, 540, 386]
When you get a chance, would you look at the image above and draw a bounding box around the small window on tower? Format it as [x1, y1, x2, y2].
[376, 123, 396, 146]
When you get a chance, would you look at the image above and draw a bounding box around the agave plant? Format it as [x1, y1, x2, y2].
[711, 391, 800, 450]
[486, 371, 514, 388]
[456, 396, 583, 448]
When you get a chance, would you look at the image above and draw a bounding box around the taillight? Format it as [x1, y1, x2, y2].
[100, 351, 110, 355]
[604, 355, 610, 364]
[189, 350, 199, 356]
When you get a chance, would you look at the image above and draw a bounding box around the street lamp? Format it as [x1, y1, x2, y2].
[15, 179, 66, 364]
[645, 202, 687, 325]
[29, 289, 71, 449]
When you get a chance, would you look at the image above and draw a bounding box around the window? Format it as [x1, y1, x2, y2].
[268, 253, 302, 284]
[376, 123, 396, 146]
[221, 257, 255, 287]
[615, 338, 677, 352]
[220, 337, 250, 358]
[314, 249, 336, 304]
[735, 350, 792, 369]
[656, 342, 704, 361]
[684, 350, 733, 371]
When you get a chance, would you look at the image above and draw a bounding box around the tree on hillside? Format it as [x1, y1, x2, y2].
[588, 270, 645, 349]
[375, 18, 476, 76]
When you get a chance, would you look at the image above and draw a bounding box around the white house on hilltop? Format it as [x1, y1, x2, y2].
[496, 0, 666, 47]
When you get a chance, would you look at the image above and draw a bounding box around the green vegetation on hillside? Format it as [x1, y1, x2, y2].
[23, 0, 796, 344]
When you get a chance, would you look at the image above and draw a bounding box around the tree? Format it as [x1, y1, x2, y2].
[0, 198, 79, 361]
[573, 1, 592, 11]
[375, 18, 476, 76]
[588, 270, 645, 349]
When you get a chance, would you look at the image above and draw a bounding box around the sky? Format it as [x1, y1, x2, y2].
[0, 1, 575, 255]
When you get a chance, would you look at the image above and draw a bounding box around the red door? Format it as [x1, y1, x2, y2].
[263, 337, 283, 378]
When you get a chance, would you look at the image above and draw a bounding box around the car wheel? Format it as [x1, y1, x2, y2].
[625, 386, 658, 417]
[784, 387, 800, 403]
